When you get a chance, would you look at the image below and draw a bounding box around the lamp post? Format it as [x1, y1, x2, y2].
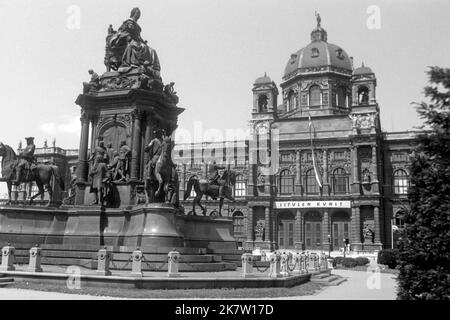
[343, 238, 346, 258]
[327, 234, 331, 258]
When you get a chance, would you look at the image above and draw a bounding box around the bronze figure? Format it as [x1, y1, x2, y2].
[0, 142, 65, 206]
[184, 168, 236, 217]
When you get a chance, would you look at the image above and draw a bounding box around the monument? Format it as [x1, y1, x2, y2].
[0, 8, 239, 272]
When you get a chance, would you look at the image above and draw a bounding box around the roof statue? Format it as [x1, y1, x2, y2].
[315, 11, 321, 28]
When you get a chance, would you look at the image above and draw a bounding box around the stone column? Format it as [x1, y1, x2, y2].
[371, 145, 379, 193]
[294, 209, 303, 249]
[143, 113, 153, 173]
[373, 205, 381, 244]
[130, 109, 142, 181]
[90, 116, 98, 155]
[351, 145, 360, 194]
[246, 207, 254, 247]
[322, 149, 330, 195]
[76, 109, 90, 183]
[351, 206, 362, 250]
[322, 210, 330, 251]
[295, 151, 301, 194]
[264, 207, 272, 248]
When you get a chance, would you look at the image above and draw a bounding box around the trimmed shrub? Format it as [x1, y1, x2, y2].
[377, 249, 400, 269]
[341, 257, 358, 268]
[333, 256, 345, 267]
[355, 257, 370, 266]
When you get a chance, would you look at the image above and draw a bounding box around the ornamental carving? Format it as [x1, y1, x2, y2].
[349, 112, 377, 129]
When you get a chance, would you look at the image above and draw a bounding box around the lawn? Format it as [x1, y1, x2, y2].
[9, 281, 325, 299]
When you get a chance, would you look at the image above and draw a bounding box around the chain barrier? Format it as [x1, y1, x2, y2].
[254, 263, 270, 273]
[142, 254, 168, 271]
[287, 260, 297, 272]
[110, 256, 132, 271]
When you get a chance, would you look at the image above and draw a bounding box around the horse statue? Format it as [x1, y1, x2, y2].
[184, 170, 236, 216]
[144, 135, 179, 206]
[0, 142, 65, 206]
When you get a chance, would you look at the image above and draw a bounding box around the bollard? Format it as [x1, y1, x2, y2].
[0, 243, 15, 272]
[327, 258, 334, 270]
[280, 252, 290, 277]
[292, 252, 303, 274]
[301, 253, 308, 273]
[27, 244, 42, 272]
[241, 253, 254, 278]
[131, 248, 143, 278]
[314, 254, 320, 271]
[321, 254, 328, 270]
[167, 249, 181, 277]
[268, 251, 282, 278]
[97, 247, 112, 276]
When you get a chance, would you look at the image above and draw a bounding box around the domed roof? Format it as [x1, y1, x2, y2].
[284, 16, 353, 79]
[353, 63, 373, 75]
[254, 73, 272, 85]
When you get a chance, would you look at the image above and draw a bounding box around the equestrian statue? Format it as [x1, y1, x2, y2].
[144, 130, 179, 207]
[0, 139, 65, 206]
[184, 161, 236, 216]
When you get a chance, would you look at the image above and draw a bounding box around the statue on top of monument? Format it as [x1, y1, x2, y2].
[83, 69, 100, 94]
[106, 8, 161, 81]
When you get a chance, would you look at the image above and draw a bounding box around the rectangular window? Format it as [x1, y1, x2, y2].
[281, 154, 292, 162]
[234, 181, 246, 197]
[334, 151, 345, 160]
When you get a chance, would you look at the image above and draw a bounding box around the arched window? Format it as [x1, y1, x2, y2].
[279, 170, 294, 195]
[287, 90, 296, 112]
[336, 86, 347, 107]
[393, 169, 409, 194]
[395, 213, 405, 228]
[358, 86, 369, 105]
[234, 174, 246, 197]
[309, 85, 321, 107]
[305, 168, 319, 194]
[258, 94, 268, 112]
[332, 168, 348, 194]
[232, 211, 244, 235]
[188, 175, 198, 198]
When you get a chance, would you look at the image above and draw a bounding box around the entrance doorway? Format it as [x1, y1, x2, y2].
[332, 222, 350, 250]
[305, 222, 322, 250]
[277, 211, 295, 249]
[278, 220, 295, 249]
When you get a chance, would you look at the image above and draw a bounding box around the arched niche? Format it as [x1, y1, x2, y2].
[98, 121, 130, 151]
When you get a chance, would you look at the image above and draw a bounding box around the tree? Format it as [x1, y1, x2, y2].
[397, 66, 450, 299]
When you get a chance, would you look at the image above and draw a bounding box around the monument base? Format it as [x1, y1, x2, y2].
[0, 203, 241, 272]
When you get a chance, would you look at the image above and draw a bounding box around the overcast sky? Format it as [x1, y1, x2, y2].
[0, 0, 449, 152]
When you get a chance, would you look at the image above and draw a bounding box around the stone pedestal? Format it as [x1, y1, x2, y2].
[279, 252, 290, 277]
[27, 245, 43, 272]
[131, 248, 143, 278]
[241, 253, 254, 278]
[0, 244, 15, 272]
[268, 252, 282, 278]
[167, 250, 181, 277]
[96, 247, 112, 276]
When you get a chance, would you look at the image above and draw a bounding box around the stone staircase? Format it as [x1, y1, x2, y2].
[310, 270, 347, 286]
[0, 274, 14, 287]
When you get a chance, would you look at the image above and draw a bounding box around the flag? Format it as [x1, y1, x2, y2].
[308, 114, 323, 188]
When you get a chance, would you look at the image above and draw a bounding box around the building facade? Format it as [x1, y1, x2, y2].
[174, 20, 415, 252]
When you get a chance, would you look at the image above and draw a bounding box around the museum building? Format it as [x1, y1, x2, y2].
[173, 19, 416, 252]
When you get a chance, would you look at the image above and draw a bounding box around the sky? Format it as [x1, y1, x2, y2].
[0, 0, 449, 151]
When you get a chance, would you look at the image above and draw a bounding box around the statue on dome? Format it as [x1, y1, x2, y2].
[315, 11, 321, 28]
